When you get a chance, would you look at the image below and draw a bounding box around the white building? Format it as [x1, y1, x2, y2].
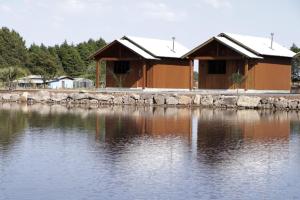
[48, 76, 74, 89]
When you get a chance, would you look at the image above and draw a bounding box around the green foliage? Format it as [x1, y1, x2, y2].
[57, 41, 85, 77]
[230, 72, 244, 92]
[26, 44, 60, 85]
[0, 27, 107, 86]
[291, 43, 300, 81]
[194, 71, 198, 81]
[0, 27, 28, 68]
[0, 66, 28, 87]
[290, 43, 300, 53]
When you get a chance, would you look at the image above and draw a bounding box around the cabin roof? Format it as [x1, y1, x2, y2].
[183, 33, 295, 59]
[91, 36, 190, 60]
[122, 36, 190, 58]
[183, 36, 263, 59]
[48, 76, 74, 83]
[117, 39, 156, 59]
[219, 33, 295, 58]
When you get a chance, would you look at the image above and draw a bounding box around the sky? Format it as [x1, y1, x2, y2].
[0, 0, 299, 49]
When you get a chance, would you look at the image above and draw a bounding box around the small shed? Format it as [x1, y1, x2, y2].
[73, 78, 94, 88]
[183, 33, 295, 91]
[90, 36, 192, 89]
[14, 75, 44, 88]
[48, 76, 74, 89]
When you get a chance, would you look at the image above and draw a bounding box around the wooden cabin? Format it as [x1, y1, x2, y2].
[91, 36, 192, 89]
[183, 33, 296, 91]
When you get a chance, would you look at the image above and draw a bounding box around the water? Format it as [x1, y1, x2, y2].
[0, 104, 300, 200]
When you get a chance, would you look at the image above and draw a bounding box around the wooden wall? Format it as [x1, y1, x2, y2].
[147, 59, 190, 89]
[106, 59, 190, 89]
[249, 57, 291, 90]
[106, 60, 143, 88]
[198, 60, 245, 89]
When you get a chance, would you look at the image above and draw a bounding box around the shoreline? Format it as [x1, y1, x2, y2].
[0, 90, 299, 110]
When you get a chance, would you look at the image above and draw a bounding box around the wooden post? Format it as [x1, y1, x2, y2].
[198, 60, 201, 89]
[190, 60, 194, 90]
[143, 62, 146, 89]
[244, 59, 249, 90]
[96, 60, 100, 88]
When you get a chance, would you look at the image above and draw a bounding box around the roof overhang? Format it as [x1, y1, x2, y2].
[294, 52, 300, 58]
[89, 39, 158, 60]
[182, 37, 263, 59]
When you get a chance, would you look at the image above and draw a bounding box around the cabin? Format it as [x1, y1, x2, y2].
[14, 75, 44, 88]
[48, 76, 74, 89]
[90, 36, 192, 89]
[183, 33, 296, 91]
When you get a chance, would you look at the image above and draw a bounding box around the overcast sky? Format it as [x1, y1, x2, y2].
[0, 0, 299, 49]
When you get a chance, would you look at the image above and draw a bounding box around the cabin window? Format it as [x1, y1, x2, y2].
[114, 61, 130, 74]
[208, 60, 226, 74]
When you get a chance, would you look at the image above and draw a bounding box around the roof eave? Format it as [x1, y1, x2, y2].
[182, 37, 263, 59]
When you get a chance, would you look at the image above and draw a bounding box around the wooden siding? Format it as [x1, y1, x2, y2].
[106, 59, 190, 89]
[189, 40, 243, 59]
[250, 57, 291, 90]
[147, 60, 190, 89]
[198, 60, 245, 89]
[194, 40, 292, 90]
[106, 60, 143, 88]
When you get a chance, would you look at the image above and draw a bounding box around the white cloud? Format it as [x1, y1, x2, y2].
[0, 4, 12, 12]
[58, 0, 87, 13]
[140, 2, 187, 22]
[203, 0, 232, 8]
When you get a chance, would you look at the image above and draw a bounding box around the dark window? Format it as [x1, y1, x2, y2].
[114, 61, 130, 74]
[208, 60, 226, 74]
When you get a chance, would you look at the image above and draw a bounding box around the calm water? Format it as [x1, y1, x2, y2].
[0, 104, 300, 200]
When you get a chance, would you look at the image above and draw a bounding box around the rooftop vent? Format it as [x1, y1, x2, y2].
[171, 37, 176, 52]
[270, 33, 274, 49]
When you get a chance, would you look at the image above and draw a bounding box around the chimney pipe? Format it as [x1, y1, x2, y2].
[270, 33, 274, 49]
[172, 37, 175, 52]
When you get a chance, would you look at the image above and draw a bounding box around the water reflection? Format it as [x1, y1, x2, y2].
[0, 103, 300, 200]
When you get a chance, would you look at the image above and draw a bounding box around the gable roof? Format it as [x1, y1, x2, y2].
[122, 36, 190, 58]
[90, 36, 189, 60]
[219, 33, 295, 58]
[117, 39, 156, 59]
[182, 36, 263, 59]
[183, 33, 295, 59]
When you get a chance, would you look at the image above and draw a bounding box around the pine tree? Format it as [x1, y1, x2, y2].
[0, 27, 28, 67]
[26, 44, 60, 86]
[57, 41, 85, 77]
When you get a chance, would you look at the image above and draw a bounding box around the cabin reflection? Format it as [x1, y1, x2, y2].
[196, 109, 291, 164]
[96, 107, 192, 142]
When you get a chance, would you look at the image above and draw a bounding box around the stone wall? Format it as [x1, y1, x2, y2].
[0, 91, 299, 110]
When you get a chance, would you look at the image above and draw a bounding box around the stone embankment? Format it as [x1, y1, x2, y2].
[0, 91, 299, 110]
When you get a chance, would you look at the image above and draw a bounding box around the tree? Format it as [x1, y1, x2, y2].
[26, 44, 60, 87]
[290, 43, 300, 53]
[290, 43, 300, 82]
[57, 41, 85, 77]
[0, 66, 28, 88]
[0, 27, 28, 68]
[230, 72, 244, 95]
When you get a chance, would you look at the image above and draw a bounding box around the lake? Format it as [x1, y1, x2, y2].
[0, 104, 300, 200]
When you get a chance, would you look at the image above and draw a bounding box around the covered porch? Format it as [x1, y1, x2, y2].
[93, 40, 151, 89]
[184, 37, 262, 90]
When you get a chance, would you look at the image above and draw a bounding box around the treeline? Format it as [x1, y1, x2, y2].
[291, 43, 300, 79]
[0, 27, 106, 84]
